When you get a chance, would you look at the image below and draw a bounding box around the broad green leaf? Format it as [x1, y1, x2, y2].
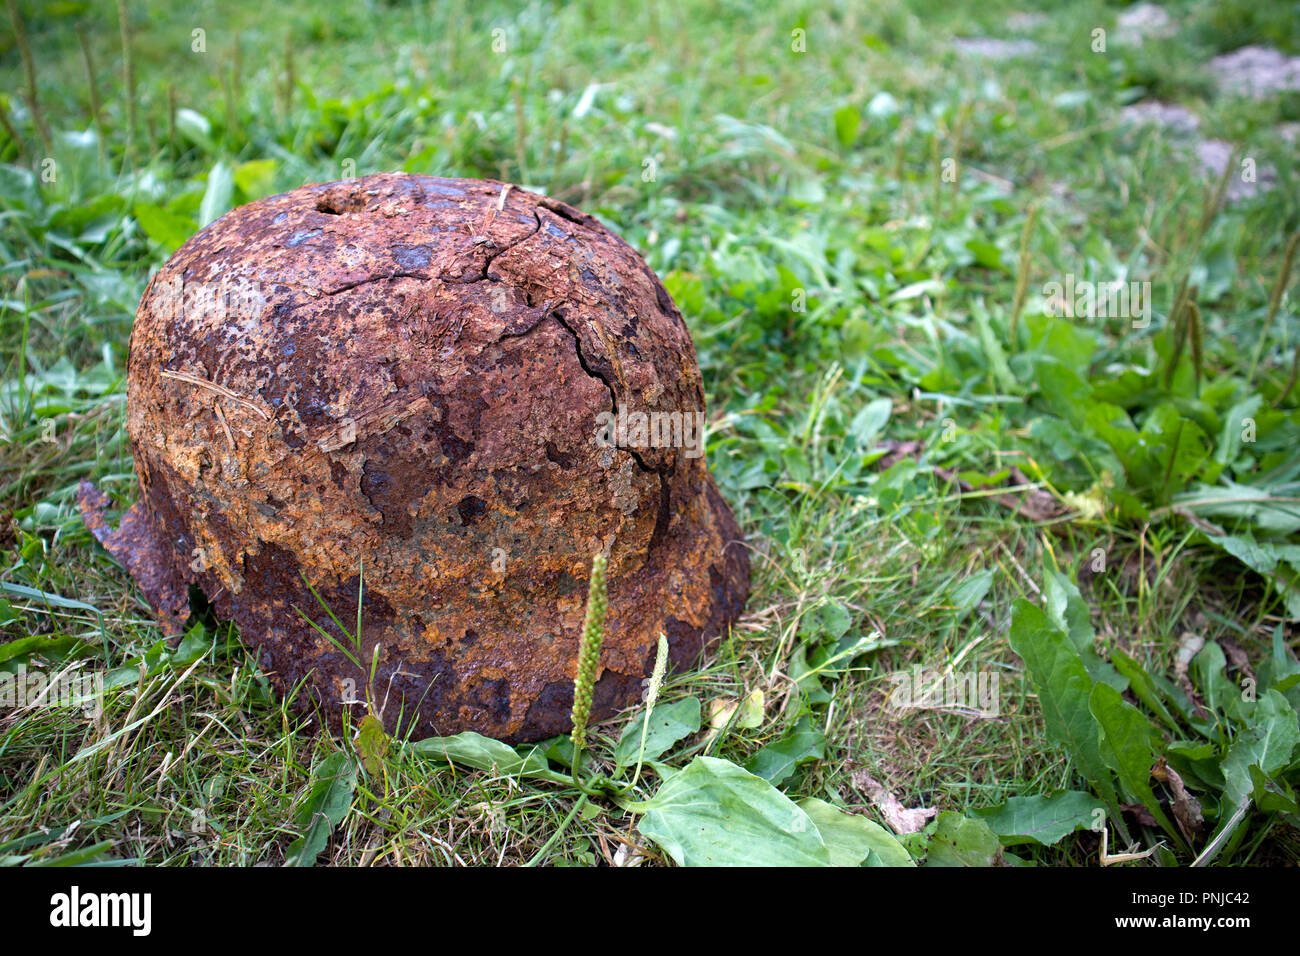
[848, 397, 892, 446]
[1150, 670, 1199, 725]
[788, 644, 827, 703]
[1128, 404, 1212, 503]
[0, 634, 87, 665]
[1008, 600, 1119, 818]
[169, 630, 210, 667]
[1166, 739, 1222, 796]
[803, 600, 853, 643]
[1024, 411, 1097, 468]
[1217, 395, 1263, 465]
[744, 715, 826, 785]
[1207, 533, 1300, 620]
[1025, 314, 1099, 378]
[976, 791, 1106, 846]
[861, 832, 916, 867]
[924, 812, 1002, 866]
[294, 751, 355, 830]
[1042, 569, 1093, 651]
[1177, 481, 1300, 536]
[285, 751, 356, 866]
[49, 192, 126, 242]
[807, 631, 896, 683]
[798, 797, 914, 867]
[1221, 690, 1300, 808]
[1032, 362, 1092, 428]
[726, 688, 765, 730]
[132, 203, 192, 253]
[410, 731, 563, 782]
[967, 239, 1008, 274]
[233, 158, 278, 199]
[1085, 405, 1141, 479]
[0, 163, 39, 210]
[614, 697, 701, 768]
[1167, 739, 1218, 762]
[1089, 683, 1178, 841]
[631, 756, 830, 866]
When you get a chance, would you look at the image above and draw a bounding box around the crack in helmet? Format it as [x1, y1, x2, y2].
[81, 173, 750, 742]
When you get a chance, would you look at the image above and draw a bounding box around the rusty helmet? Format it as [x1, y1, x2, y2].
[81, 173, 749, 742]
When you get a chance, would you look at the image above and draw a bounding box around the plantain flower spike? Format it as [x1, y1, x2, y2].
[570, 552, 608, 750]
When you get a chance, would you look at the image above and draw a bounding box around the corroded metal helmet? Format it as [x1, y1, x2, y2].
[81, 173, 749, 742]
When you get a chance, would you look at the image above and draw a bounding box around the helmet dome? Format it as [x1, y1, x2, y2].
[82, 173, 749, 742]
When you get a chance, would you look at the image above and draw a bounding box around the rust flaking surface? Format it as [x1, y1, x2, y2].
[81, 173, 749, 742]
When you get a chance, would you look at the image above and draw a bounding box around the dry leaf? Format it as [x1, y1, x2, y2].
[934, 465, 1066, 521]
[875, 439, 923, 470]
[1152, 757, 1205, 839]
[1218, 636, 1254, 683]
[701, 697, 739, 746]
[852, 771, 938, 834]
[1120, 802, 1158, 828]
[1174, 632, 1210, 720]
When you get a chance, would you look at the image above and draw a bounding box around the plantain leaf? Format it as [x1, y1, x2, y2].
[630, 756, 830, 866]
[798, 797, 914, 866]
[924, 812, 1003, 866]
[410, 731, 567, 783]
[743, 715, 826, 785]
[614, 697, 701, 768]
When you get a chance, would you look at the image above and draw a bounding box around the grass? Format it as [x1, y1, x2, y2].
[1, 0, 1299, 865]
